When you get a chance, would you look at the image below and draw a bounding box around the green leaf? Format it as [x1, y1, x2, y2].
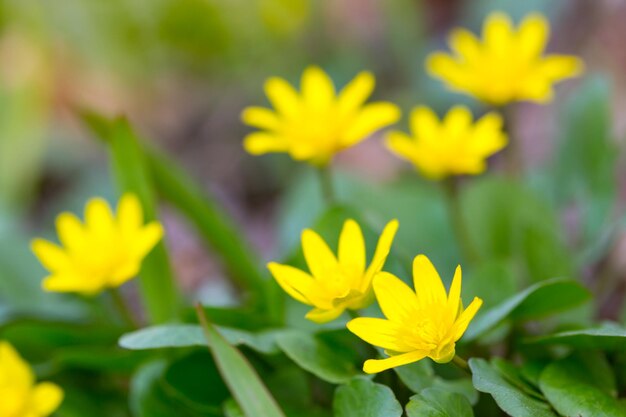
[333, 377, 402, 417]
[525, 323, 626, 350]
[196, 308, 286, 417]
[119, 324, 281, 354]
[469, 358, 557, 417]
[82, 112, 179, 323]
[147, 149, 275, 317]
[539, 354, 626, 417]
[405, 388, 474, 417]
[275, 330, 357, 384]
[464, 278, 589, 341]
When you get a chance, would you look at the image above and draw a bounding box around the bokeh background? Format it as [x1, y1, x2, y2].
[2, 0, 626, 319]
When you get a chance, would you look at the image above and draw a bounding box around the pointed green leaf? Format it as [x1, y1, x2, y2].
[525, 323, 626, 350]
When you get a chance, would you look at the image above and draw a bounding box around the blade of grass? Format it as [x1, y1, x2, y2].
[82, 111, 180, 323]
[195, 303, 286, 417]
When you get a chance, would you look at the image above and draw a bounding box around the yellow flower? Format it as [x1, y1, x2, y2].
[268, 219, 398, 323]
[386, 105, 506, 179]
[31, 194, 163, 295]
[426, 12, 584, 105]
[0, 341, 63, 417]
[242, 66, 401, 165]
[347, 255, 482, 373]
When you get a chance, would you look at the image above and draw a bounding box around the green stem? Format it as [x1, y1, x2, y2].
[443, 177, 479, 264]
[110, 288, 140, 329]
[317, 165, 336, 205]
[347, 309, 360, 320]
[452, 355, 470, 374]
[500, 105, 522, 177]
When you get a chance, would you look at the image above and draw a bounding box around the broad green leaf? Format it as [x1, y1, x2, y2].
[469, 358, 557, 417]
[276, 330, 357, 384]
[147, 149, 274, 316]
[539, 354, 625, 417]
[333, 377, 402, 417]
[119, 324, 281, 354]
[464, 278, 589, 341]
[82, 112, 179, 323]
[197, 311, 286, 417]
[405, 388, 474, 417]
[394, 360, 478, 405]
[525, 323, 626, 350]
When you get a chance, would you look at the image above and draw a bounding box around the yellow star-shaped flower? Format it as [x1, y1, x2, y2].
[0, 341, 63, 417]
[242, 66, 401, 165]
[348, 255, 482, 373]
[427, 12, 584, 105]
[31, 194, 163, 295]
[268, 219, 398, 323]
[386, 105, 507, 179]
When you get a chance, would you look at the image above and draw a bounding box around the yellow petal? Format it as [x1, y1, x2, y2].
[363, 350, 428, 374]
[85, 198, 114, 235]
[410, 106, 440, 140]
[109, 261, 141, 287]
[452, 297, 483, 341]
[0, 341, 34, 389]
[341, 102, 400, 147]
[305, 307, 344, 323]
[55, 212, 85, 250]
[268, 262, 315, 306]
[425, 53, 468, 89]
[385, 131, 416, 162]
[31, 382, 63, 415]
[117, 193, 143, 234]
[301, 229, 338, 279]
[363, 220, 399, 292]
[517, 13, 549, 59]
[412, 255, 447, 308]
[538, 55, 584, 80]
[347, 318, 414, 352]
[243, 132, 289, 155]
[241, 106, 281, 131]
[470, 112, 506, 155]
[42, 274, 104, 295]
[443, 105, 472, 138]
[301, 66, 335, 110]
[31, 239, 70, 272]
[449, 28, 481, 61]
[134, 222, 164, 257]
[483, 12, 514, 52]
[338, 219, 366, 276]
[446, 266, 462, 324]
[264, 76, 300, 119]
[337, 71, 375, 115]
[372, 272, 418, 323]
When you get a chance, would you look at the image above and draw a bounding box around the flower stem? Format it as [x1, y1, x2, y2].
[347, 309, 360, 319]
[110, 288, 140, 329]
[317, 165, 336, 205]
[452, 355, 471, 374]
[443, 177, 479, 263]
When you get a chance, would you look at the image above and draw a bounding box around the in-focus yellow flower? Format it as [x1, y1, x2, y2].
[386, 105, 506, 179]
[347, 255, 482, 373]
[268, 219, 398, 323]
[0, 341, 63, 417]
[31, 194, 163, 295]
[427, 12, 584, 105]
[242, 66, 401, 165]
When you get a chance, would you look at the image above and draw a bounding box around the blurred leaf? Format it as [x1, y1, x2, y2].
[333, 377, 402, 417]
[539, 354, 625, 417]
[120, 324, 282, 354]
[469, 358, 557, 417]
[82, 112, 179, 323]
[147, 149, 273, 316]
[259, 0, 310, 35]
[465, 278, 589, 341]
[275, 330, 357, 384]
[405, 388, 474, 417]
[196, 308, 286, 417]
[525, 323, 626, 350]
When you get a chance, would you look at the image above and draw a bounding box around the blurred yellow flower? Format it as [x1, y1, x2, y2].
[386, 105, 506, 179]
[242, 66, 401, 165]
[427, 12, 584, 105]
[268, 219, 398, 323]
[32, 194, 163, 295]
[0, 341, 63, 417]
[348, 255, 482, 373]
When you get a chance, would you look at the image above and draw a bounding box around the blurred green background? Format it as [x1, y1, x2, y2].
[1, 0, 626, 415]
